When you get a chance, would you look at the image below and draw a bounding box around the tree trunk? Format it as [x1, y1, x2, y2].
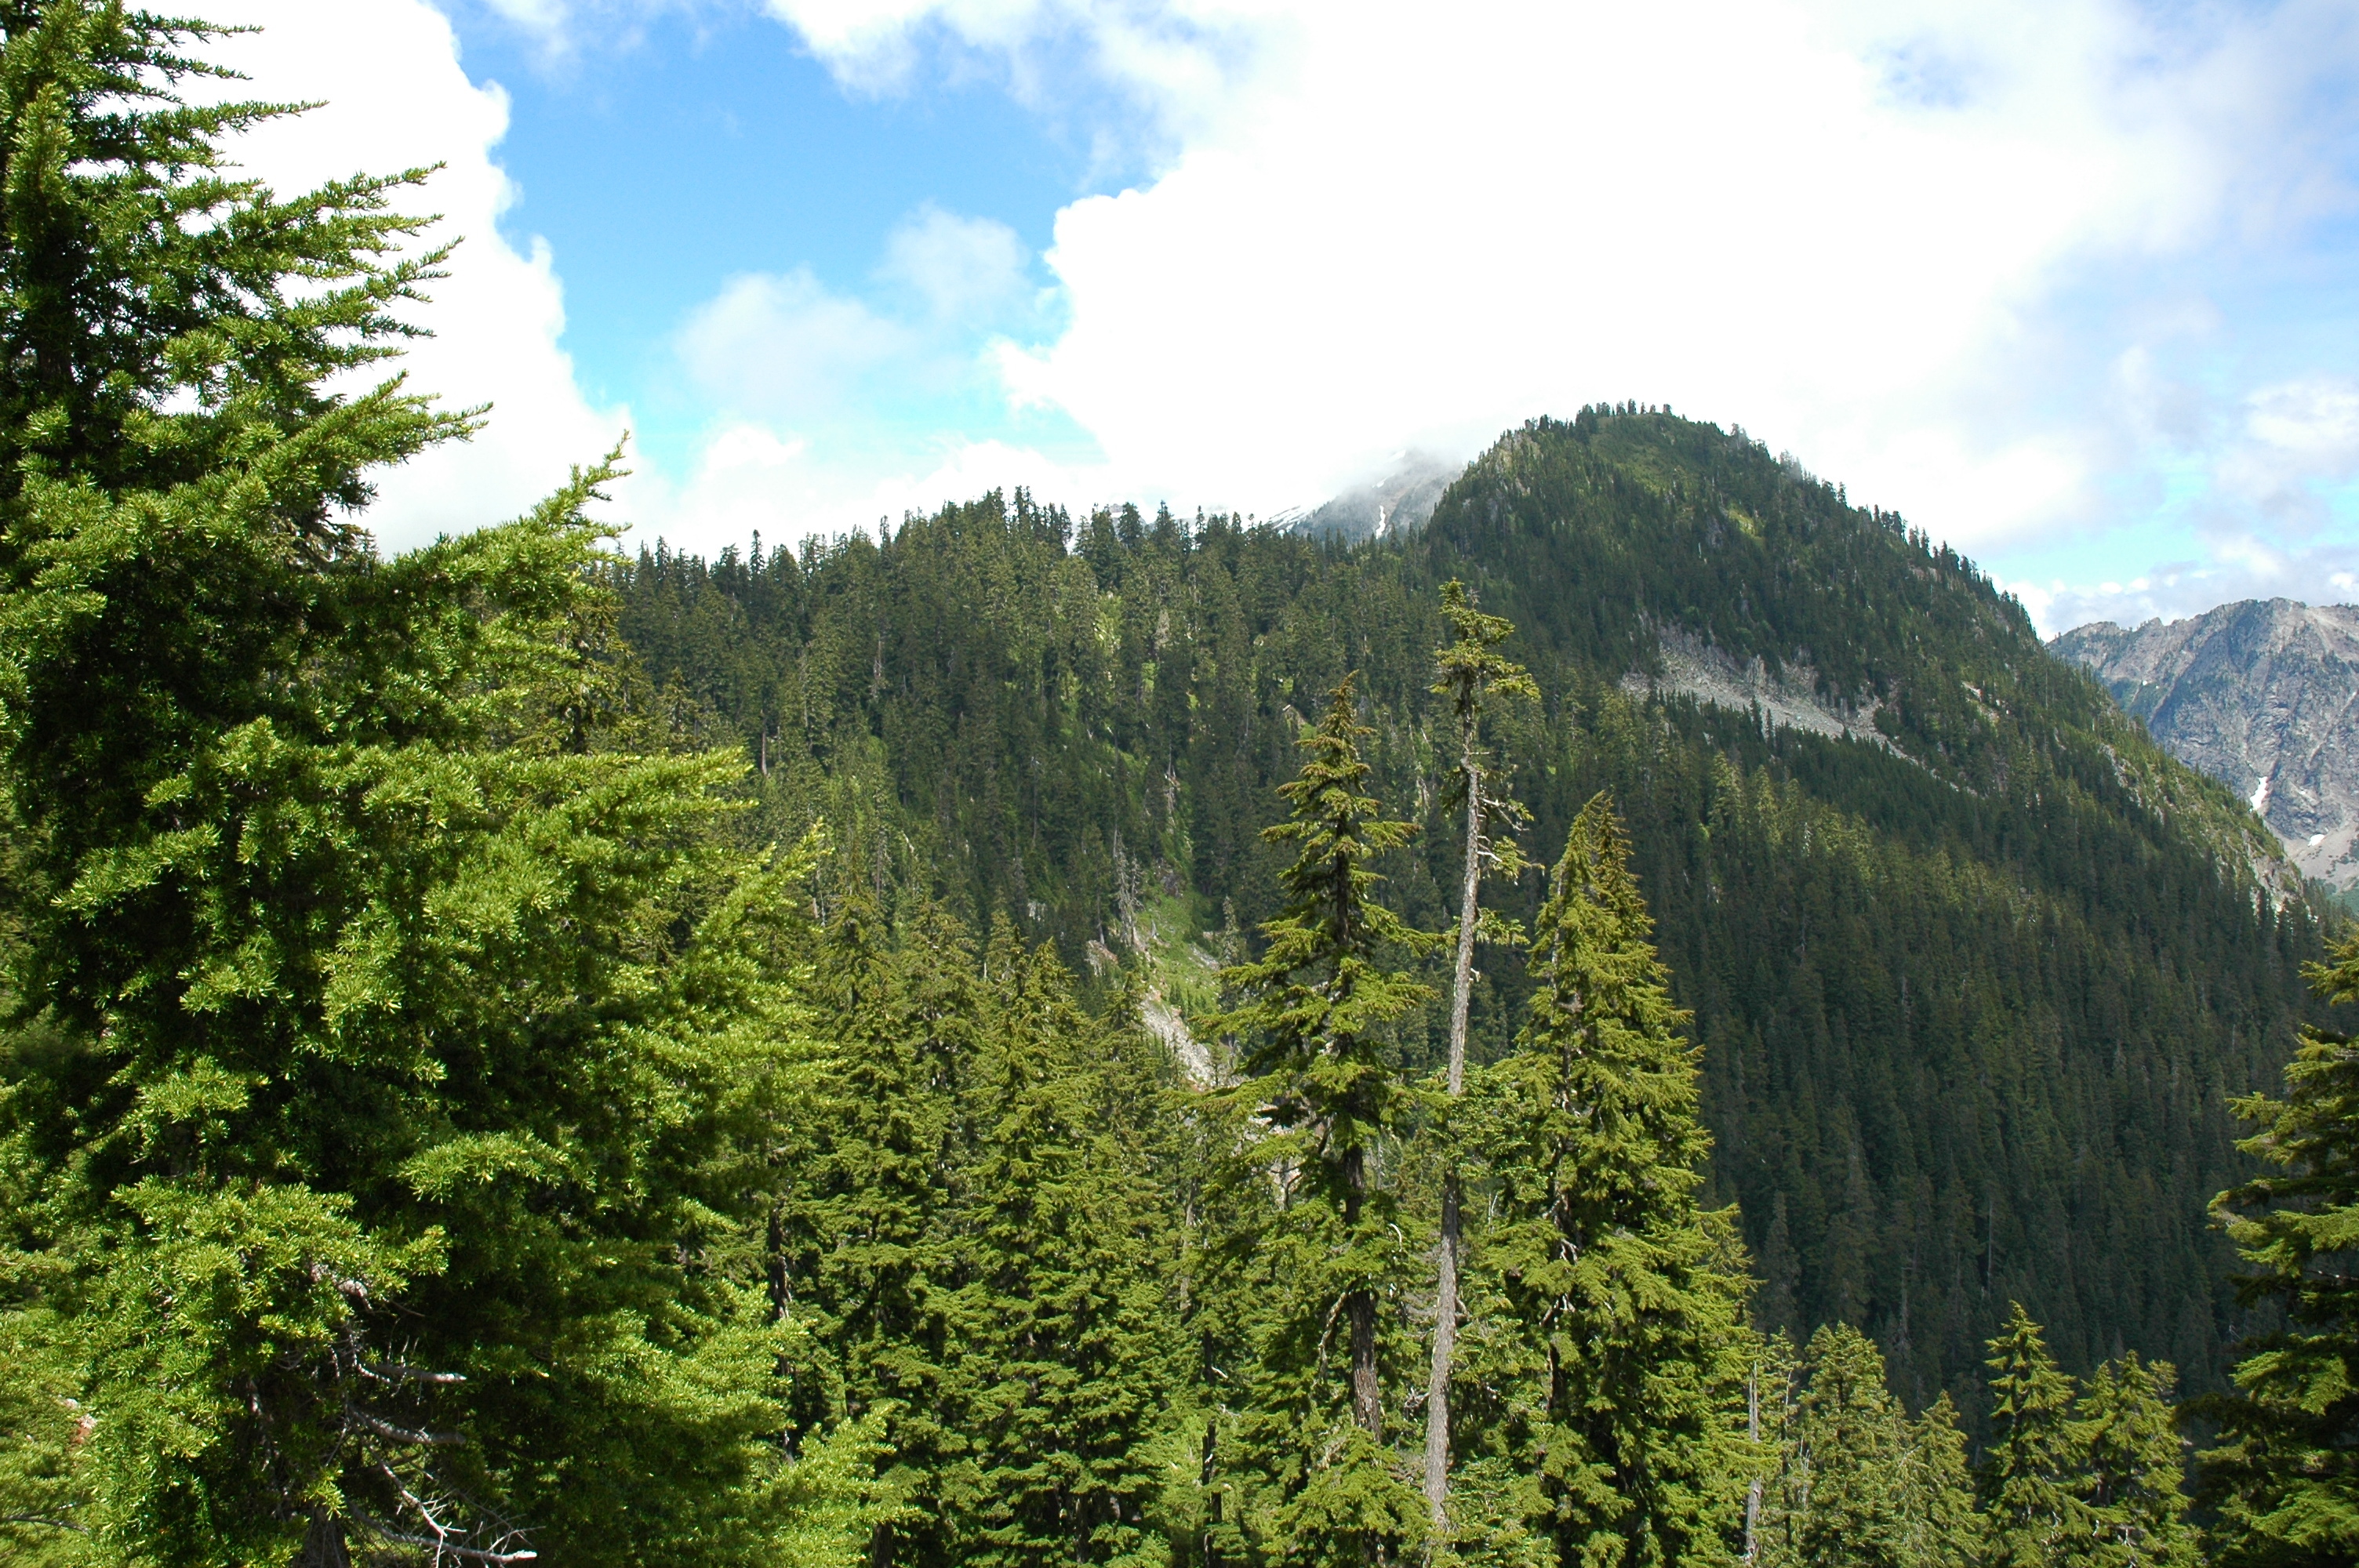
[1425, 746, 1485, 1534]
[296, 1515, 351, 1568]
[1744, 1361, 1761, 1565]
[1345, 1145, 1383, 1436]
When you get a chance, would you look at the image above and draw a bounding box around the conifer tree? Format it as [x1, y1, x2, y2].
[1209, 675, 1434, 1566]
[948, 924, 1180, 1566]
[1468, 791, 1753, 1567]
[2194, 928, 2359, 1568]
[1982, 1306, 2088, 1568]
[1794, 1323, 1912, 1568]
[775, 900, 973, 1566]
[0, 5, 872, 1562]
[1423, 579, 1535, 1541]
[1898, 1395, 1987, 1568]
[2074, 1355, 2194, 1568]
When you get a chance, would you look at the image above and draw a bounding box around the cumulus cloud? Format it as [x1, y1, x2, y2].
[2224, 376, 2359, 526]
[650, 200, 1092, 548]
[881, 205, 1032, 321]
[679, 270, 915, 419]
[200, 0, 631, 551]
[190, 0, 2359, 604]
[761, 0, 1252, 132]
[760, 0, 2359, 573]
[660, 423, 1093, 543]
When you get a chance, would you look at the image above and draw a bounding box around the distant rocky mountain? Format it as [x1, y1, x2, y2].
[1281, 452, 1463, 540]
[2051, 599, 2359, 891]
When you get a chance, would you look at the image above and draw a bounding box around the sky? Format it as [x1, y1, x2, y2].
[202, 0, 2359, 633]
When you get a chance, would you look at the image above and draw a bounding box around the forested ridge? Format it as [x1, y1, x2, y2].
[9, 5, 2359, 1566]
[616, 407, 2339, 1414]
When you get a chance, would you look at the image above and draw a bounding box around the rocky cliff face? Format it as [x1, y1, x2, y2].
[2052, 598, 2359, 891]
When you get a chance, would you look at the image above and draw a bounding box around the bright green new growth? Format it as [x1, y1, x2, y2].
[1982, 1305, 2088, 1568]
[1460, 791, 1754, 1567]
[2076, 1354, 2195, 1568]
[0, 4, 877, 1562]
[1748, 1327, 1981, 1568]
[2195, 928, 2359, 1568]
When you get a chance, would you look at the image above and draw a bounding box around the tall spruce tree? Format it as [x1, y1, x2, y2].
[1896, 1395, 1986, 1568]
[1747, 1330, 1982, 1568]
[2194, 928, 2359, 1568]
[948, 924, 1180, 1567]
[0, 5, 873, 1563]
[1982, 1306, 2088, 1568]
[1208, 675, 1434, 1566]
[1794, 1323, 1914, 1568]
[1422, 579, 1535, 1542]
[1465, 791, 1754, 1567]
[2074, 1355, 2194, 1568]
[775, 900, 974, 1566]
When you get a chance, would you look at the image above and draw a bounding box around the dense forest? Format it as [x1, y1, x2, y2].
[615, 408, 2334, 1414]
[5, 5, 2359, 1566]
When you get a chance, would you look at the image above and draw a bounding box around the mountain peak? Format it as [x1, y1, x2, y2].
[2052, 598, 2359, 890]
[1281, 451, 1465, 541]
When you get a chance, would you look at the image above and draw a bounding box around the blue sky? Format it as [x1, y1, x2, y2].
[442, 5, 1091, 471]
[215, 0, 2359, 632]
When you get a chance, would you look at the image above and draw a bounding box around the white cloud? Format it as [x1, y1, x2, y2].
[880, 205, 1031, 321]
[199, 1, 631, 550]
[679, 270, 915, 419]
[648, 422, 1103, 548]
[761, 0, 1254, 132]
[646, 201, 1074, 553]
[764, 0, 2359, 550]
[2223, 376, 2359, 526]
[187, 0, 2359, 594]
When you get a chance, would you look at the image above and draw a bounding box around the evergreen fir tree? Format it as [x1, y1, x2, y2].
[2193, 928, 2359, 1568]
[1208, 675, 1434, 1566]
[2074, 1355, 2194, 1568]
[1982, 1306, 2088, 1568]
[949, 925, 1180, 1566]
[1894, 1395, 1986, 1568]
[1747, 1331, 1806, 1568]
[1423, 579, 1536, 1542]
[1467, 791, 1754, 1567]
[776, 900, 974, 1566]
[1794, 1323, 1913, 1568]
[0, 7, 874, 1561]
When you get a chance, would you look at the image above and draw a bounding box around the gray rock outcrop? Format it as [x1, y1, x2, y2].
[2051, 599, 2359, 891]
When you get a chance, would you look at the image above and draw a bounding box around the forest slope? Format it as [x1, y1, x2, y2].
[616, 406, 2342, 1417]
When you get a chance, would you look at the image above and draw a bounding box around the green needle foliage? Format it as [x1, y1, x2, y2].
[1204, 675, 1434, 1568]
[1460, 791, 1754, 1567]
[769, 904, 1184, 1568]
[2194, 929, 2359, 1568]
[1424, 579, 1536, 1538]
[2075, 1355, 2194, 1568]
[1794, 1323, 1916, 1568]
[1982, 1305, 2088, 1568]
[0, 5, 876, 1563]
[1749, 1327, 1982, 1568]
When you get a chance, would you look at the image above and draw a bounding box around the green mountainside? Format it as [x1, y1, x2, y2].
[616, 406, 2343, 1416]
[12, 9, 2359, 1553]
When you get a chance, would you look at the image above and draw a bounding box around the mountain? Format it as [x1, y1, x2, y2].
[2051, 599, 2359, 894]
[1280, 450, 1463, 540]
[615, 405, 2344, 1419]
